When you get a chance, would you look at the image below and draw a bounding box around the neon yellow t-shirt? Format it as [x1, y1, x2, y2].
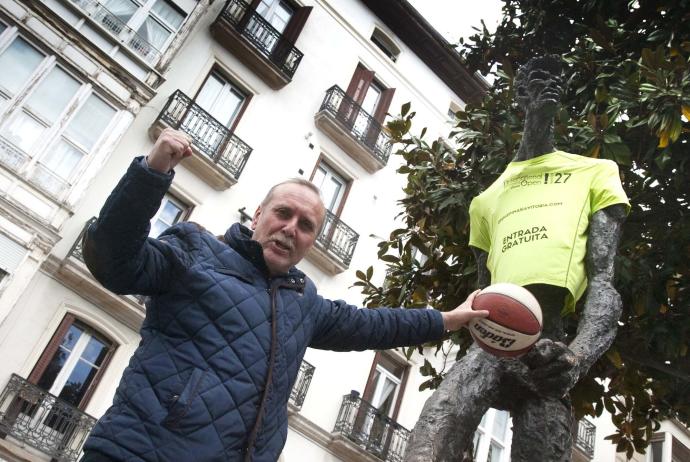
[469, 151, 630, 313]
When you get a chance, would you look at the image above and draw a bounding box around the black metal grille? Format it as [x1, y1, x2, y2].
[575, 418, 596, 458]
[333, 391, 410, 462]
[319, 85, 392, 165]
[0, 374, 97, 462]
[316, 210, 358, 267]
[289, 360, 314, 410]
[218, 0, 304, 78]
[157, 90, 252, 180]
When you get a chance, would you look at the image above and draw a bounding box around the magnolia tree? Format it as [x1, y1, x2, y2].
[355, 0, 689, 458]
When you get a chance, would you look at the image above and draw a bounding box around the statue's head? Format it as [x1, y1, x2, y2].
[515, 55, 563, 116]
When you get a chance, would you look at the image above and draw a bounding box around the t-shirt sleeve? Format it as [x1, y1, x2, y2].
[590, 160, 630, 215]
[468, 196, 491, 252]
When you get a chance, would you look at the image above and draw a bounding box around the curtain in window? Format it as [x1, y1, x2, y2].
[25, 67, 80, 124]
[152, 0, 184, 29]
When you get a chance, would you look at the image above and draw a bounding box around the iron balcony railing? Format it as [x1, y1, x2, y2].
[157, 90, 252, 181]
[333, 391, 410, 462]
[289, 360, 314, 410]
[68, 217, 146, 306]
[68, 0, 162, 65]
[218, 0, 304, 78]
[319, 85, 392, 165]
[0, 374, 96, 462]
[575, 418, 596, 458]
[316, 210, 358, 267]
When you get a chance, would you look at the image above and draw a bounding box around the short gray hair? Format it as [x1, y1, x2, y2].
[260, 178, 326, 228]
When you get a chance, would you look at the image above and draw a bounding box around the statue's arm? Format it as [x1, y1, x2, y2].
[471, 246, 490, 289]
[569, 203, 627, 374]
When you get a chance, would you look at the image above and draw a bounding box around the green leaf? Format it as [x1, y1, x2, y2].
[401, 102, 411, 117]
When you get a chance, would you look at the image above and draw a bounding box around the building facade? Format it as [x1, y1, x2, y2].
[0, 1, 686, 462]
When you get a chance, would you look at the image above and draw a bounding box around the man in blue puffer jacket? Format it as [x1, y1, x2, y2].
[80, 128, 487, 462]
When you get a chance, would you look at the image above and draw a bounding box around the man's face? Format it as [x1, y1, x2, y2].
[523, 68, 562, 115]
[251, 184, 325, 275]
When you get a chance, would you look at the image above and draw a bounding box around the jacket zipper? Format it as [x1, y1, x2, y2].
[244, 282, 279, 461]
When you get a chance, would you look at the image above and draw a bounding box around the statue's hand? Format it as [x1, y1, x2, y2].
[521, 339, 581, 398]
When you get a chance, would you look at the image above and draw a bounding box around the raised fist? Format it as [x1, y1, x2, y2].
[147, 128, 193, 173]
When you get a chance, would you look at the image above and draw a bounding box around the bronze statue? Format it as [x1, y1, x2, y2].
[404, 55, 629, 461]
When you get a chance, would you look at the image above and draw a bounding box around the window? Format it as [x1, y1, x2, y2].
[311, 160, 347, 213]
[256, 0, 294, 34]
[194, 71, 248, 129]
[370, 27, 400, 62]
[343, 64, 396, 139]
[473, 408, 512, 462]
[98, 0, 185, 59]
[362, 352, 408, 419]
[27, 314, 116, 411]
[149, 193, 190, 237]
[0, 233, 28, 289]
[0, 34, 117, 196]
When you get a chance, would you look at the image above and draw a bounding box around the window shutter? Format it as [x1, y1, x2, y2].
[280, 5, 312, 44]
[27, 314, 76, 384]
[0, 234, 27, 273]
[345, 65, 375, 104]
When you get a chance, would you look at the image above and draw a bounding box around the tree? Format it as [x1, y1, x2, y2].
[354, 0, 690, 457]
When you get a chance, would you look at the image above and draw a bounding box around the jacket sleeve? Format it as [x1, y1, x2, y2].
[82, 157, 190, 295]
[309, 296, 445, 351]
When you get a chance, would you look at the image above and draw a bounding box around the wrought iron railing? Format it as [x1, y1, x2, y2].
[157, 90, 252, 180]
[318, 85, 392, 165]
[67, 0, 162, 65]
[68, 217, 146, 306]
[217, 0, 304, 78]
[0, 374, 96, 462]
[575, 418, 596, 458]
[289, 360, 314, 410]
[333, 391, 410, 462]
[316, 210, 358, 267]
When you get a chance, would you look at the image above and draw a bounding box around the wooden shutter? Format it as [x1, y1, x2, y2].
[27, 314, 76, 384]
[280, 5, 312, 44]
[345, 65, 375, 105]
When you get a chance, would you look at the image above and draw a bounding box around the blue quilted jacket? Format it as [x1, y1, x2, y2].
[81, 158, 444, 461]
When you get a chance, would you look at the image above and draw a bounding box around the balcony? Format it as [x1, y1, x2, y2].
[149, 90, 252, 190]
[0, 374, 96, 462]
[314, 86, 393, 173]
[307, 210, 359, 274]
[573, 418, 596, 461]
[211, 0, 304, 89]
[331, 391, 410, 462]
[288, 360, 315, 412]
[66, 0, 162, 65]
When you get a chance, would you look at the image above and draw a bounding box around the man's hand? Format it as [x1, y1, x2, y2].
[521, 338, 581, 398]
[441, 290, 489, 331]
[147, 128, 193, 173]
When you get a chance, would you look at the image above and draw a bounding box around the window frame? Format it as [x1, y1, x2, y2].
[361, 351, 409, 421]
[192, 67, 252, 134]
[149, 192, 193, 237]
[309, 155, 352, 218]
[370, 27, 401, 63]
[27, 314, 118, 411]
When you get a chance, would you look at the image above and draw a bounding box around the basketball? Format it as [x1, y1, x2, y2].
[468, 283, 542, 357]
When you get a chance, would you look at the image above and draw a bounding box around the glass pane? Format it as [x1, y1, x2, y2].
[1, 111, 46, 152]
[57, 359, 98, 406]
[0, 23, 6, 35]
[0, 37, 44, 96]
[651, 440, 663, 462]
[196, 74, 244, 127]
[81, 336, 109, 365]
[271, 3, 293, 32]
[159, 200, 183, 224]
[360, 83, 382, 115]
[150, 220, 166, 238]
[41, 140, 83, 179]
[63, 94, 116, 150]
[488, 442, 503, 462]
[152, 0, 184, 29]
[492, 410, 509, 441]
[25, 67, 80, 124]
[102, 0, 138, 22]
[137, 16, 171, 51]
[35, 325, 84, 391]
